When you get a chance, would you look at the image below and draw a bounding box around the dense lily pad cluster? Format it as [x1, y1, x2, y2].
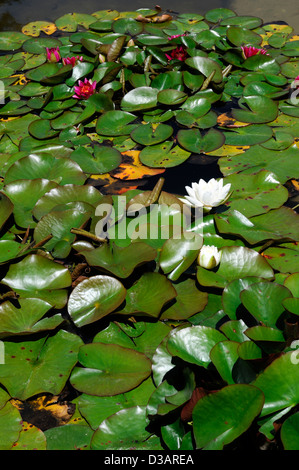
[1, 6, 299, 451]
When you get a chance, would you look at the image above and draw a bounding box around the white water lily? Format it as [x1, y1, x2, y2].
[180, 178, 231, 212]
[198, 245, 222, 270]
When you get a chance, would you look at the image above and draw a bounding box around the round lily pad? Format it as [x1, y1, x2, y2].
[130, 123, 173, 146]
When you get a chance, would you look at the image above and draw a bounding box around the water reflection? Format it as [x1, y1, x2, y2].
[0, 0, 298, 31]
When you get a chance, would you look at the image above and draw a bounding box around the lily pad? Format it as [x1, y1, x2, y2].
[1, 254, 72, 308]
[68, 275, 127, 327]
[167, 325, 226, 368]
[192, 384, 264, 449]
[232, 96, 278, 123]
[70, 343, 151, 396]
[121, 87, 159, 112]
[0, 298, 63, 337]
[177, 128, 225, 153]
[240, 281, 291, 327]
[0, 330, 83, 400]
[79, 242, 157, 278]
[130, 123, 173, 146]
[197, 246, 274, 288]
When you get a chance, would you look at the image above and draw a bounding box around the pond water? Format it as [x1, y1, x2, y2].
[0, 0, 298, 194]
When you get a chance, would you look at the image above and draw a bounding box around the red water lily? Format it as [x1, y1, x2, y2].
[165, 45, 187, 62]
[46, 47, 61, 63]
[241, 45, 268, 59]
[62, 56, 83, 67]
[73, 78, 97, 99]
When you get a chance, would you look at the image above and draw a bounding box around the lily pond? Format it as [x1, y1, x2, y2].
[1, 5, 299, 451]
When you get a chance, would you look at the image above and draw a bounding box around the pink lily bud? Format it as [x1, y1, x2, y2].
[46, 47, 61, 63]
[241, 46, 269, 59]
[73, 78, 97, 99]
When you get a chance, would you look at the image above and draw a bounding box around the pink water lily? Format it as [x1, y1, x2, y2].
[241, 46, 269, 59]
[62, 56, 83, 67]
[73, 78, 97, 99]
[46, 47, 61, 63]
[165, 45, 187, 62]
[168, 33, 187, 40]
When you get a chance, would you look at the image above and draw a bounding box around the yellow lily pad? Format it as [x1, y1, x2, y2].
[206, 144, 250, 157]
[22, 21, 57, 37]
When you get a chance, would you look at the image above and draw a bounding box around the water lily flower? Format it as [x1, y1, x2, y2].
[295, 75, 299, 87]
[165, 45, 187, 61]
[241, 46, 268, 59]
[179, 178, 232, 212]
[73, 78, 97, 99]
[46, 47, 61, 63]
[62, 56, 83, 67]
[168, 34, 187, 40]
[198, 245, 222, 269]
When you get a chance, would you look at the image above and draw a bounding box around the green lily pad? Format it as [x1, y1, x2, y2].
[224, 170, 289, 217]
[185, 56, 223, 83]
[167, 325, 226, 368]
[22, 37, 62, 54]
[226, 26, 262, 47]
[91, 406, 151, 450]
[44, 424, 93, 451]
[0, 191, 14, 230]
[4, 153, 86, 186]
[96, 110, 137, 136]
[130, 122, 173, 146]
[197, 246, 274, 288]
[192, 385, 264, 449]
[68, 275, 127, 327]
[79, 242, 157, 279]
[219, 144, 299, 183]
[222, 277, 263, 320]
[243, 56, 281, 75]
[0, 32, 28, 51]
[0, 402, 22, 450]
[221, 124, 273, 146]
[210, 340, 240, 384]
[0, 330, 83, 400]
[159, 231, 203, 281]
[31, 183, 106, 221]
[240, 281, 291, 327]
[70, 343, 151, 396]
[215, 207, 299, 245]
[116, 272, 177, 317]
[33, 203, 93, 258]
[160, 278, 208, 320]
[232, 96, 278, 123]
[0, 298, 63, 337]
[253, 352, 299, 416]
[0, 240, 24, 264]
[29, 118, 59, 139]
[177, 128, 225, 153]
[281, 412, 299, 450]
[121, 87, 159, 112]
[1, 254, 72, 308]
[70, 145, 122, 174]
[205, 8, 236, 23]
